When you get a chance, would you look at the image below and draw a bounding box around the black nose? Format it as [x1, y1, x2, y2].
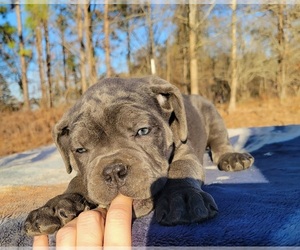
[102, 163, 128, 186]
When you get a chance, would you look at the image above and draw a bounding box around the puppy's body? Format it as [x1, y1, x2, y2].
[24, 76, 254, 236]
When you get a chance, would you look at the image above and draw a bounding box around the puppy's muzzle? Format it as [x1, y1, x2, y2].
[102, 163, 128, 187]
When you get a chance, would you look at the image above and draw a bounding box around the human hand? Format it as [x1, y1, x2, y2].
[33, 194, 133, 249]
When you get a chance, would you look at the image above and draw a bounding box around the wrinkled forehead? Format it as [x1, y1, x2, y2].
[67, 78, 162, 131]
[69, 103, 160, 144]
[81, 77, 156, 107]
[104, 103, 158, 127]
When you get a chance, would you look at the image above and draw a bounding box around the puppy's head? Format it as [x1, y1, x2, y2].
[53, 76, 187, 207]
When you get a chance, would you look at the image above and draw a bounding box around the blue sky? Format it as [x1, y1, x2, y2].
[1, 3, 275, 102]
[0, 3, 178, 100]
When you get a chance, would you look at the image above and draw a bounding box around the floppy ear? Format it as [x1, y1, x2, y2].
[149, 76, 188, 146]
[52, 115, 74, 174]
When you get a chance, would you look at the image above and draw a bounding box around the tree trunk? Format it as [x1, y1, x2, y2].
[43, 20, 53, 108]
[104, 1, 112, 77]
[35, 26, 47, 109]
[84, 2, 97, 85]
[277, 3, 287, 101]
[166, 40, 171, 83]
[61, 34, 68, 92]
[228, 0, 238, 113]
[147, 2, 156, 75]
[189, 2, 198, 95]
[56, 7, 68, 92]
[15, 3, 30, 110]
[77, 4, 87, 93]
[183, 46, 188, 86]
[126, 21, 131, 75]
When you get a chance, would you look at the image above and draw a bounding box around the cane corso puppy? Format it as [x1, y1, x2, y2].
[24, 76, 254, 236]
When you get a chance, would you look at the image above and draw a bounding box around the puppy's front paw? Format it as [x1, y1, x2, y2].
[24, 193, 97, 236]
[155, 180, 218, 225]
[218, 152, 254, 171]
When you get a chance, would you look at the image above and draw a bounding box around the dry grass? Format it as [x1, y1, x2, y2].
[217, 96, 300, 128]
[1, 96, 300, 157]
[0, 106, 68, 157]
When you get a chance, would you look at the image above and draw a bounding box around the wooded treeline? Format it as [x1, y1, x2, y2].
[1, 3, 300, 112]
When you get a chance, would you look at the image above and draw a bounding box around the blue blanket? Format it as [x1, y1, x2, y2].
[132, 125, 300, 246]
[0, 125, 300, 246]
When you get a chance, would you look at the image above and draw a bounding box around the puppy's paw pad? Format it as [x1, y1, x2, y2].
[23, 207, 61, 236]
[218, 152, 254, 171]
[155, 187, 218, 225]
[24, 193, 96, 236]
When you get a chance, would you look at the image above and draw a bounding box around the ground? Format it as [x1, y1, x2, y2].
[1, 96, 300, 157]
[217, 96, 300, 128]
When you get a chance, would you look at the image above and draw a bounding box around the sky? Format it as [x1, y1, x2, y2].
[1, 2, 295, 102]
[0, 3, 178, 101]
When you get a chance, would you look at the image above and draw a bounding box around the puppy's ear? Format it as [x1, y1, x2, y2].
[149, 76, 188, 146]
[52, 115, 73, 174]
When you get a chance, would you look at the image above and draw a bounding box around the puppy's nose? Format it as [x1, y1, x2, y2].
[102, 163, 128, 186]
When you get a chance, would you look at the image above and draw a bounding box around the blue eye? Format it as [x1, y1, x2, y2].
[137, 127, 150, 136]
[76, 148, 87, 154]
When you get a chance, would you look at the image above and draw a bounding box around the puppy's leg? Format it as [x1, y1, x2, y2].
[155, 144, 218, 225]
[24, 176, 99, 236]
[206, 103, 254, 171]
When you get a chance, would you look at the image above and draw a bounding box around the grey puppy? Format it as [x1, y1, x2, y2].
[24, 76, 254, 236]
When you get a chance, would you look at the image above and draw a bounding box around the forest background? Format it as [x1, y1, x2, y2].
[1, 1, 300, 156]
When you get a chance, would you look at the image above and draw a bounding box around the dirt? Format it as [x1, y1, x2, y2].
[0, 184, 68, 217]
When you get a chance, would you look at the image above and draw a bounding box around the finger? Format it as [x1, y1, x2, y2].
[104, 194, 133, 247]
[33, 235, 49, 250]
[76, 209, 105, 248]
[55, 218, 78, 249]
[94, 207, 107, 220]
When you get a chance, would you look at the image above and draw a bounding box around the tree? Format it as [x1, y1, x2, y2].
[114, 4, 132, 75]
[104, 1, 112, 77]
[84, 2, 97, 84]
[228, 0, 238, 113]
[36, 22, 47, 108]
[25, 3, 53, 108]
[146, 2, 156, 75]
[0, 73, 19, 111]
[25, 4, 48, 108]
[168, 4, 190, 92]
[0, 6, 21, 91]
[56, 6, 68, 92]
[54, 5, 82, 98]
[276, 2, 287, 101]
[189, 2, 199, 95]
[15, 2, 30, 110]
[112, 4, 149, 76]
[187, 4, 216, 95]
[43, 7, 53, 108]
[257, 3, 299, 99]
[2, 2, 300, 114]
[77, 4, 87, 93]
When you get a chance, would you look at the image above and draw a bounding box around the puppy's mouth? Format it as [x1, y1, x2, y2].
[117, 184, 150, 200]
[88, 155, 168, 205]
[89, 179, 152, 207]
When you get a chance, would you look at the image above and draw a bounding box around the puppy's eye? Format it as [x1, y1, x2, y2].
[137, 127, 150, 136]
[75, 148, 87, 154]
